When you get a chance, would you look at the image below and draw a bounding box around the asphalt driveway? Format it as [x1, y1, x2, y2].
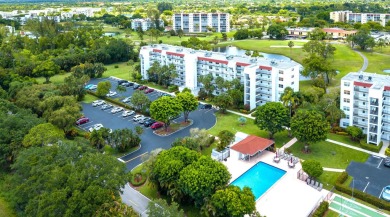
[346, 155, 390, 199]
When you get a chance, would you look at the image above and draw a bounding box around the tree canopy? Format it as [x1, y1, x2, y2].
[176, 91, 198, 122]
[150, 96, 182, 130]
[255, 102, 290, 139]
[302, 160, 323, 179]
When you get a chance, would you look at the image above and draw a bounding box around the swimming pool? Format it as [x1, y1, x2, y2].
[231, 162, 286, 200]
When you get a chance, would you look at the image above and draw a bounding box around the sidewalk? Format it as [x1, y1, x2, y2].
[326, 139, 387, 158]
[226, 109, 255, 120]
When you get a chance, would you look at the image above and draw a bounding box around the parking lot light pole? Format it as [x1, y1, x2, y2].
[352, 178, 354, 200]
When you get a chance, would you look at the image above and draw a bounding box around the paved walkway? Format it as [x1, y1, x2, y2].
[227, 109, 255, 119]
[379, 140, 389, 156]
[120, 183, 150, 217]
[353, 50, 368, 71]
[326, 139, 387, 158]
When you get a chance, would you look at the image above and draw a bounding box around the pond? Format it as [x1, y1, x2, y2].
[213, 46, 310, 81]
[384, 69, 390, 73]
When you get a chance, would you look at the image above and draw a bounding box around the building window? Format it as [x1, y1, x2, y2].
[344, 82, 350, 87]
[291, 82, 294, 85]
[344, 90, 350, 95]
[343, 122, 349, 127]
[362, 119, 365, 122]
[343, 106, 350, 111]
[279, 77, 284, 81]
[363, 102, 365, 105]
[279, 70, 283, 74]
[279, 84, 283, 88]
[346, 115, 350, 119]
[291, 75, 294, 78]
[343, 98, 350, 103]
[362, 110, 365, 113]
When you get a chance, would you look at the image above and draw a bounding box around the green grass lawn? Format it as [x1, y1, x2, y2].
[374, 46, 390, 56]
[289, 141, 369, 169]
[82, 94, 99, 103]
[103, 62, 134, 80]
[207, 112, 292, 148]
[0, 197, 15, 217]
[327, 133, 361, 147]
[102, 145, 139, 158]
[363, 51, 390, 73]
[317, 171, 341, 191]
[36, 72, 69, 84]
[324, 209, 340, 217]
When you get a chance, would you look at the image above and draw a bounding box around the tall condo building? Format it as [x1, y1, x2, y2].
[172, 13, 230, 33]
[340, 72, 390, 145]
[139, 44, 300, 110]
[330, 11, 390, 27]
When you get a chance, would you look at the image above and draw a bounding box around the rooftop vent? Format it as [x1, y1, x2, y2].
[176, 48, 183, 52]
[368, 76, 372, 81]
[358, 75, 363, 80]
[151, 44, 157, 48]
[226, 55, 234, 60]
[190, 50, 196, 54]
[162, 46, 169, 50]
[270, 60, 277, 65]
[250, 58, 256, 63]
[205, 52, 212, 57]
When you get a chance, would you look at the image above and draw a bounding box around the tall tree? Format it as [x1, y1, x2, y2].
[213, 93, 233, 114]
[176, 91, 198, 122]
[217, 130, 235, 151]
[130, 90, 151, 111]
[147, 199, 184, 217]
[150, 96, 182, 131]
[255, 102, 290, 139]
[301, 160, 323, 179]
[96, 81, 112, 97]
[204, 186, 256, 217]
[22, 123, 64, 147]
[288, 40, 294, 55]
[32, 60, 61, 83]
[198, 74, 215, 97]
[351, 27, 375, 51]
[290, 110, 329, 152]
[267, 24, 288, 40]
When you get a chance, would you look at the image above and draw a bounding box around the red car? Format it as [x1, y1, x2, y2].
[144, 88, 154, 94]
[138, 85, 147, 90]
[151, 122, 164, 129]
[76, 117, 89, 125]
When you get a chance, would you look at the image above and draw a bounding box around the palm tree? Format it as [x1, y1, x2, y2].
[89, 130, 105, 150]
[280, 87, 300, 137]
[288, 40, 294, 55]
[376, 38, 386, 51]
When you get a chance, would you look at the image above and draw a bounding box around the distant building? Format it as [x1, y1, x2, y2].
[286, 27, 313, 39]
[330, 11, 390, 27]
[330, 11, 352, 23]
[323, 28, 357, 39]
[131, 18, 164, 31]
[139, 44, 300, 110]
[339, 72, 390, 145]
[285, 27, 356, 39]
[173, 13, 230, 33]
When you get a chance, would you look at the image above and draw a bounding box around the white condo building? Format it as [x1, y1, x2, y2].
[330, 11, 390, 27]
[131, 19, 164, 31]
[340, 72, 390, 145]
[173, 13, 230, 33]
[139, 44, 300, 110]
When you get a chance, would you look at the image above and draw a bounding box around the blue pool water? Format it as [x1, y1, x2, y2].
[231, 162, 286, 200]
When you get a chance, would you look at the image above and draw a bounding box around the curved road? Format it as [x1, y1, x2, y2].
[353, 49, 368, 72]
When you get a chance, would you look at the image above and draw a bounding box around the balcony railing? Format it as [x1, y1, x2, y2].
[353, 112, 368, 118]
[256, 96, 270, 102]
[256, 76, 272, 82]
[256, 82, 271, 88]
[383, 100, 390, 106]
[383, 110, 390, 115]
[353, 104, 368, 110]
[369, 127, 378, 133]
[369, 117, 378, 124]
[382, 127, 390, 132]
[354, 87, 369, 92]
[383, 91, 390, 97]
[370, 110, 378, 115]
[383, 118, 390, 123]
[370, 100, 379, 106]
[354, 95, 367, 101]
[353, 121, 367, 127]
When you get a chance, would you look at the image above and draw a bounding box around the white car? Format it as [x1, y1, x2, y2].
[133, 114, 144, 122]
[111, 107, 124, 114]
[106, 91, 117, 97]
[89, 84, 97, 90]
[92, 100, 105, 107]
[122, 97, 132, 103]
[122, 110, 135, 117]
[89, 124, 104, 132]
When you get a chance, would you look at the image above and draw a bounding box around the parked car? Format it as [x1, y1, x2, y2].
[382, 185, 390, 202]
[101, 104, 113, 110]
[138, 85, 147, 90]
[144, 88, 154, 94]
[84, 84, 93, 89]
[133, 114, 145, 122]
[106, 91, 117, 97]
[122, 97, 132, 103]
[117, 80, 127, 85]
[144, 119, 156, 127]
[89, 123, 104, 132]
[76, 117, 89, 125]
[385, 160, 390, 168]
[111, 107, 124, 114]
[122, 110, 135, 117]
[121, 82, 133, 87]
[88, 84, 97, 90]
[201, 104, 212, 109]
[138, 117, 150, 124]
[133, 84, 140, 89]
[92, 100, 105, 107]
[151, 122, 164, 130]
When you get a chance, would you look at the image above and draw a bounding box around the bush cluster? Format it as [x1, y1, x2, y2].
[312, 201, 329, 217]
[359, 140, 383, 153]
[129, 172, 147, 187]
[335, 172, 390, 211]
[206, 135, 215, 147]
[168, 85, 178, 92]
[330, 126, 345, 133]
[386, 148, 390, 157]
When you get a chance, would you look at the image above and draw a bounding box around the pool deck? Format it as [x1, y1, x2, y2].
[223, 151, 328, 217]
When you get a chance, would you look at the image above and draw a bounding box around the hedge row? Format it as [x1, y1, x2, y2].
[312, 201, 329, 217]
[385, 148, 390, 157]
[359, 140, 383, 153]
[335, 172, 390, 211]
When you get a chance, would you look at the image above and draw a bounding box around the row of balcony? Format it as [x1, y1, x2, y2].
[354, 87, 369, 93]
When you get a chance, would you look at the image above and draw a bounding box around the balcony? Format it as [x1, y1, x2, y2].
[383, 118, 390, 124]
[353, 121, 367, 127]
[256, 90, 271, 95]
[368, 135, 377, 143]
[353, 104, 368, 110]
[354, 86, 368, 92]
[256, 82, 271, 88]
[256, 96, 270, 102]
[370, 100, 379, 106]
[369, 127, 378, 133]
[354, 95, 367, 101]
[256, 76, 272, 82]
[383, 100, 390, 106]
[369, 117, 378, 124]
[370, 110, 378, 115]
[382, 126, 390, 132]
[383, 91, 390, 97]
[383, 109, 390, 115]
[353, 112, 368, 118]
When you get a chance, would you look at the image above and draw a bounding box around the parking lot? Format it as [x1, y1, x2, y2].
[346, 155, 390, 200]
[80, 77, 217, 170]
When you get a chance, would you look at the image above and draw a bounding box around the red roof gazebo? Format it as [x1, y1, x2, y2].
[230, 135, 274, 161]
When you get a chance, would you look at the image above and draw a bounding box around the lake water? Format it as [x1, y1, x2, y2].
[384, 69, 390, 73]
[213, 46, 310, 81]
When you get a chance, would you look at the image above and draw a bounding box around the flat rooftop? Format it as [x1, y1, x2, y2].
[342, 72, 390, 89]
[144, 44, 300, 69]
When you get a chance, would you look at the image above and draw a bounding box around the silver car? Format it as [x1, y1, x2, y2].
[111, 107, 124, 114]
[92, 100, 105, 107]
[122, 110, 135, 117]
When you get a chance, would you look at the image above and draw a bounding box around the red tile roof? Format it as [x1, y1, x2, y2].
[230, 135, 274, 156]
[259, 65, 272, 71]
[166, 51, 185, 57]
[152, 49, 162, 53]
[385, 86, 390, 91]
[354, 81, 372, 88]
[198, 57, 228, 65]
[236, 62, 251, 67]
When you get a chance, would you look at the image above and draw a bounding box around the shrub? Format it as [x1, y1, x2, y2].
[335, 172, 390, 211]
[130, 172, 147, 187]
[359, 139, 382, 153]
[114, 65, 119, 68]
[206, 135, 215, 147]
[159, 40, 163, 44]
[240, 109, 248, 114]
[331, 126, 344, 133]
[386, 148, 390, 157]
[312, 201, 329, 217]
[168, 85, 178, 92]
[244, 104, 250, 111]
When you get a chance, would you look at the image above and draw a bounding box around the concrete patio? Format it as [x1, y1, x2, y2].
[223, 150, 328, 217]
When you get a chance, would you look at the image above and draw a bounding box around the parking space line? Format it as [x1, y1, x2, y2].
[123, 152, 148, 163]
[377, 159, 383, 168]
[363, 182, 370, 192]
[379, 187, 384, 198]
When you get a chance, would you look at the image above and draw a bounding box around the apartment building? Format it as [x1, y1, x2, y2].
[139, 44, 300, 110]
[131, 19, 164, 31]
[340, 72, 390, 145]
[330, 11, 352, 23]
[172, 13, 230, 33]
